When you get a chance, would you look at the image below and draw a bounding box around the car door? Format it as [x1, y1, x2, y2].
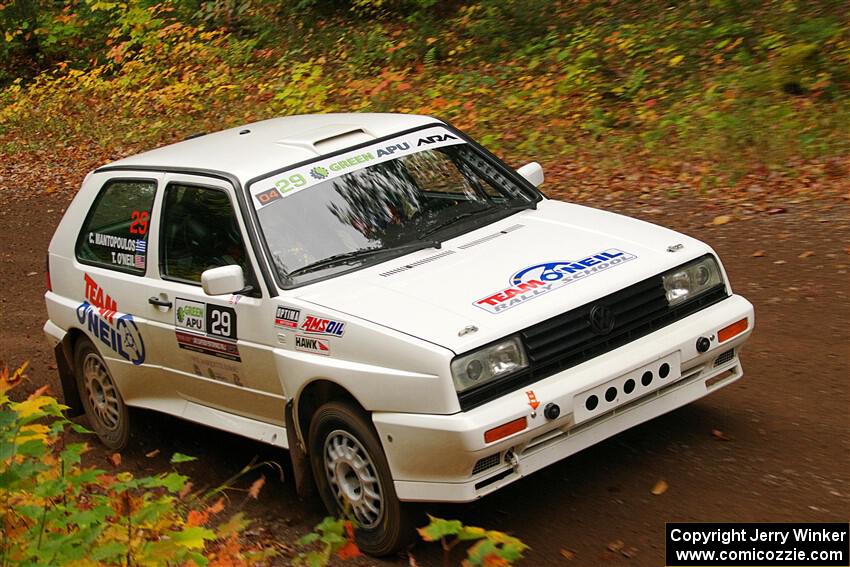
[141, 173, 285, 425]
[71, 171, 174, 404]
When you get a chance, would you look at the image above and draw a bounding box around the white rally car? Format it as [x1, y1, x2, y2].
[44, 113, 753, 554]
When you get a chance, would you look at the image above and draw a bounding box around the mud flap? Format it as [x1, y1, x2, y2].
[55, 343, 83, 416]
[285, 400, 316, 500]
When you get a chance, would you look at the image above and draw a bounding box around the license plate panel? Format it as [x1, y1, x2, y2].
[574, 352, 682, 423]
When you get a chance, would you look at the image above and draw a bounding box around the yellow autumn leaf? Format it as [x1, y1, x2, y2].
[11, 396, 53, 419]
[170, 526, 215, 549]
[19, 423, 50, 441]
[669, 55, 684, 66]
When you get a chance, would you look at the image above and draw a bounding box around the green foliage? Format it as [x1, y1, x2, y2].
[0, 363, 274, 566]
[419, 515, 529, 566]
[0, 0, 848, 185]
[294, 517, 361, 566]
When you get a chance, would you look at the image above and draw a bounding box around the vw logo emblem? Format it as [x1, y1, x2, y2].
[589, 304, 615, 335]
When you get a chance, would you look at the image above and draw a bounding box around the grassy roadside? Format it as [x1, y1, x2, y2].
[0, 0, 848, 207]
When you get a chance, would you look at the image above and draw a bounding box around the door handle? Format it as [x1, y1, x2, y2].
[148, 296, 173, 308]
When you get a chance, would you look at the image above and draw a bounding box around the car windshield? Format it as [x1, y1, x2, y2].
[249, 126, 538, 287]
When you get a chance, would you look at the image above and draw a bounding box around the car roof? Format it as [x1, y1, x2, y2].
[103, 112, 443, 184]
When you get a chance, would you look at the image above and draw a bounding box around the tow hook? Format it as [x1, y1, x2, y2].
[505, 449, 520, 473]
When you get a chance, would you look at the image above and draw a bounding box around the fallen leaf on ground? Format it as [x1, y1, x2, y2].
[109, 453, 121, 467]
[145, 449, 160, 458]
[767, 207, 787, 215]
[774, 260, 787, 265]
[712, 429, 731, 441]
[607, 540, 625, 553]
[622, 546, 639, 558]
[712, 215, 732, 226]
[560, 548, 576, 560]
[752, 250, 765, 257]
[799, 251, 815, 259]
[651, 479, 669, 495]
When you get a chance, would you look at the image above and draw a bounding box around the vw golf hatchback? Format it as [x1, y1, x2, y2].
[44, 113, 754, 554]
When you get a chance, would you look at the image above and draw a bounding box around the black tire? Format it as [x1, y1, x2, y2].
[307, 401, 412, 556]
[74, 338, 130, 451]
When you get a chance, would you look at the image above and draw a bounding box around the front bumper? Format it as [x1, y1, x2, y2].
[373, 293, 754, 503]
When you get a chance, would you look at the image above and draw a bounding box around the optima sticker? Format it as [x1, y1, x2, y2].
[475, 249, 637, 314]
[274, 306, 300, 329]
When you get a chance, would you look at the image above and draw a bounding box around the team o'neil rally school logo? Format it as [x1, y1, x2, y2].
[474, 248, 637, 314]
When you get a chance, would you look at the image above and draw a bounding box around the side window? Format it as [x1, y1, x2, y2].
[76, 179, 156, 274]
[160, 184, 253, 285]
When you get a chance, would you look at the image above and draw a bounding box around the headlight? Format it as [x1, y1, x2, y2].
[662, 256, 723, 306]
[451, 337, 528, 393]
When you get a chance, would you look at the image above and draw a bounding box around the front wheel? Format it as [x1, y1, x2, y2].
[308, 401, 411, 556]
[74, 338, 130, 450]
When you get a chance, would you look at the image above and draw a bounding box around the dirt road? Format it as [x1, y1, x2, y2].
[1, 191, 847, 566]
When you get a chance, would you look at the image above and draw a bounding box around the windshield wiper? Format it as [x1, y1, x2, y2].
[286, 239, 441, 279]
[418, 200, 537, 240]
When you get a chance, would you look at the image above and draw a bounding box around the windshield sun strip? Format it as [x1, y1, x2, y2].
[243, 122, 543, 290]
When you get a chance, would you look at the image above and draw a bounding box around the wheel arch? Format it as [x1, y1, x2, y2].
[286, 378, 370, 500]
[295, 379, 368, 446]
[55, 327, 88, 416]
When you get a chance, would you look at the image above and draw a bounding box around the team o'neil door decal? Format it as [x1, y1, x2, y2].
[76, 274, 145, 365]
[474, 249, 637, 314]
[175, 298, 240, 362]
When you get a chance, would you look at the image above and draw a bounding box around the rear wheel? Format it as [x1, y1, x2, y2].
[74, 338, 130, 450]
[308, 401, 411, 556]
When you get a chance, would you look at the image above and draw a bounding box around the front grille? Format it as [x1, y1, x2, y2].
[458, 266, 728, 410]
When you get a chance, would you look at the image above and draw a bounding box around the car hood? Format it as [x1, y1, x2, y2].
[296, 199, 714, 353]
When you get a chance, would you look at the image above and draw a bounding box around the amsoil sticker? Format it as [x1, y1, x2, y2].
[294, 335, 330, 356]
[299, 315, 345, 337]
[274, 306, 300, 329]
[474, 249, 637, 314]
[76, 273, 145, 365]
[176, 331, 240, 362]
[250, 126, 465, 208]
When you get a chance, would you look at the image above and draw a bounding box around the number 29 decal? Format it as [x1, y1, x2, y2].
[129, 211, 149, 235]
[207, 305, 236, 340]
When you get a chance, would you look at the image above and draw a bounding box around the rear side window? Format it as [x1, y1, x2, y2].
[76, 179, 156, 274]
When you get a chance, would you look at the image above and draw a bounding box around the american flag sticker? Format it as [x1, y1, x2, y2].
[134, 255, 146, 269]
[135, 239, 147, 253]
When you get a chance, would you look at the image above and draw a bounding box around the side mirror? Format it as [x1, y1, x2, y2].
[516, 162, 544, 187]
[201, 265, 246, 296]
